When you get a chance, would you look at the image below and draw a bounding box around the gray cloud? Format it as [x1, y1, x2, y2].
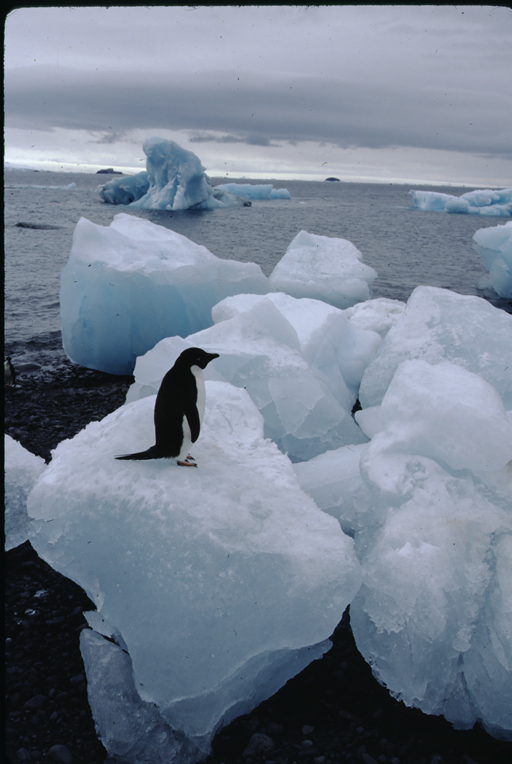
[5, 64, 512, 159]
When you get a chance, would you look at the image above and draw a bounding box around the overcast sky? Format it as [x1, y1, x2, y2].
[4, 5, 512, 184]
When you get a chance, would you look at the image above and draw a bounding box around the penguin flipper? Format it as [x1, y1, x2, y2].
[115, 445, 164, 460]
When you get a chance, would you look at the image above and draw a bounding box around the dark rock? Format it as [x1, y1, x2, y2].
[48, 745, 73, 763]
[243, 732, 275, 758]
[23, 695, 47, 710]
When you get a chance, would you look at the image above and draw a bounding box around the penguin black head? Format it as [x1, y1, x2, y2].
[177, 347, 219, 370]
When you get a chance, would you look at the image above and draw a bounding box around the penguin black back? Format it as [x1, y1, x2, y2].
[116, 347, 219, 462]
[4, 356, 16, 387]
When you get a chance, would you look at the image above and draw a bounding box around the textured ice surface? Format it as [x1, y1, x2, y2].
[295, 358, 512, 739]
[97, 137, 248, 210]
[60, 213, 269, 375]
[344, 297, 406, 338]
[269, 230, 378, 309]
[4, 435, 46, 551]
[126, 293, 374, 462]
[359, 286, 512, 409]
[27, 381, 361, 760]
[473, 221, 512, 298]
[410, 187, 512, 216]
[214, 183, 291, 200]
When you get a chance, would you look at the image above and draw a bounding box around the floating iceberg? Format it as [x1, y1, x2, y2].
[126, 292, 379, 462]
[359, 286, 512, 410]
[4, 435, 46, 551]
[409, 187, 512, 216]
[60, 213, 269, 375]
[97, 137, 250, 210]
[269, 230, 378, 309]
[27, 381, 361, 761]
[295, 358, 512, 740]
[97, 171, 150, 205]
[473, 221, 512, 299]
[214, 182, 290, 200]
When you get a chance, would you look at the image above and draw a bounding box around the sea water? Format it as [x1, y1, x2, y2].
[4, 168, 509, 372]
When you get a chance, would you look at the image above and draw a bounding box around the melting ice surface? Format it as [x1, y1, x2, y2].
[27, 381, 362, 761]
[409, 187, 512, 216]
[60, 213, 269, 375]
[473, 221, 512, 299]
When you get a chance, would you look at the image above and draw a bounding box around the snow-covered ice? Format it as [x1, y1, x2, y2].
[269, 230, 378, 309]
[126, 292, 378, 462]
[214, 182, 291, 200]
[4, 435, 46, 551]
[473, 221, 512, 299]
[410, 187, 512, 216]
[295, 358, 512, 739]
[60, 213, 269, 375]
[27, 380, 361, 761]
[359, 286, 512, 409]
[97, 137, 249, 210]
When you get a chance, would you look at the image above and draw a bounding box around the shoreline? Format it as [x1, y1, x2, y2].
[4, 363, 512, 764]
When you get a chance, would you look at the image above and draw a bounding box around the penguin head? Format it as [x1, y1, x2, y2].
[177, 347, 219, 370]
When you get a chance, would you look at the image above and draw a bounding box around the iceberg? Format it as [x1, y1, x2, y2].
[294, 358, 512, 740]
[359, 286, 512, 409]
[4, 435, 46, 551]
[27, 380, 362, 761]
[473, 221, 512, 299]
[269, 230, 378, 309]
[97, 171, 150, 205]
[409, 187, 512, 216]
[126, 292, 378, 462]
[60, 213, 269, 375]
[97, 137, 250, 210]
[214, 182, 291, 200]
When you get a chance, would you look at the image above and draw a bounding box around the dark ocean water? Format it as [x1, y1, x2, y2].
[4, 168, 508, 372]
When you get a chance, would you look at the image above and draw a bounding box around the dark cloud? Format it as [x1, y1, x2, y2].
[5, 65, 512, 159]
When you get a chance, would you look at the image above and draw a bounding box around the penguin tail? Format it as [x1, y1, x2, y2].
[115, 445, 163, 461]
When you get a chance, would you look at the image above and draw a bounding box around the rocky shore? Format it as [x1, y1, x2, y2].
[4, 359, 512, 764]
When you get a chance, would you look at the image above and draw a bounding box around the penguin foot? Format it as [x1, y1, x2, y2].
[177, 459, 198, 467]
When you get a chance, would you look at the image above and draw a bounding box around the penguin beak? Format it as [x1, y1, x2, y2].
[206, 352, 219, 365]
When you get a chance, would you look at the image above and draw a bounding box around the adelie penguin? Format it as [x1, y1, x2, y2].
[116, 347, 219, 466]
[4, 357, 16, 387]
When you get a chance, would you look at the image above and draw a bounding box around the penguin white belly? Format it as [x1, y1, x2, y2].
[176, 365, 205, 463]
[178, 416, 193, 462]
[190, 364, 206, 425]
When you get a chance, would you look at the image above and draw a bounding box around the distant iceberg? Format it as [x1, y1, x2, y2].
[214, 182, 290, 200]
[97, 137, 291, 210]
[473, 221, 512, 298]
[409, 187, 512, 216]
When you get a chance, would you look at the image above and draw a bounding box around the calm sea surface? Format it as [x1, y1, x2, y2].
[4, 169, 508, 372]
